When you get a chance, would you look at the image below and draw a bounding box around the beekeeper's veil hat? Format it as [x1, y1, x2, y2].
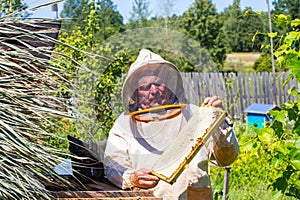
[122, 49, 187, 112]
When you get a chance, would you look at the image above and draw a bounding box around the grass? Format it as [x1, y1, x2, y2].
[224, 52, 261, 72]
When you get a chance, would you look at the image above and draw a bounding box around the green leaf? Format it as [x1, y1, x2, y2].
[241, 140, 253, 152]
[271, 156, 284, 168]
[257, 128, 274, 145]
[277, 14, 289, 21]
[272, 189, 283, 200]
[296, 138, 300, 149]
[268, 32, 278, 38]
[288, 146, 300, 170]
[291, 19, 300, 27]
[274, 142, 289, 155]
[290, 160, 300, 170]
[274, 110, 288, 123]
[288, 148, 300, 159]
[288, 58, 300, 82]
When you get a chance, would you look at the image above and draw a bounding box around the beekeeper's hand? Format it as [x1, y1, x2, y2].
[203, 96, 223, 109]
[130, 168, 160, 189]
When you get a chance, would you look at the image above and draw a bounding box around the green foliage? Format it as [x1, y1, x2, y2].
[214, 16, 300, 199]
[96, 0, 124, 41]
[262, 98, 300, 199]
[221, 0, 242, 52]
[253, 53, 273, 72]
[274, 17, 300, 76]
[222, 2, 268, 53]
[180, 0, 227, 69]
[95, 53, 128, 137]
[0, 0, 28, 17]
[273, 0, 300, 20]
[60, 0, 123, 38]
[239, 9, 268, 52]
[129, 0, 150, 22]
[55, 1, 127, 142]
[44, 117, 80, 153]
[211, 118, 299, 200]
[60, 0, 88, 19]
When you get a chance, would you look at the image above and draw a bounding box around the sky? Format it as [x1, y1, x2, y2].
[24, 0, 273, 22]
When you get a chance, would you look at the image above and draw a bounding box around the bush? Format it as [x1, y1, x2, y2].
[253, 53, 273, 72]
[210, 118, 299, 200]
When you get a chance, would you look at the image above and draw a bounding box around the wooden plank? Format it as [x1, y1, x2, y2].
[182, 72, 192, 104]
[262, 72, 272, 104]
[223, 73, 231, 113]
[269, 72, 275, 104]
[251, 72, 257, 104]
[50, 181, 161, 199]
[273, 73, 277, 104]
[193, 72, 200, 105]
[204, 72, 211, 97]
[265, 72, 270, 103]
[254, 72, 259, 103]
[230, 73, 237, 118]
[266, 72, 275, 104]
[184, 72, 298, 120]
[211, 73, 217, 96]
[238, 73, 244, 120]
[245, 73, 250, 108]
[218, 72, 227, 111]
[287, 75, 292, 101]
[52, 189, 161, 200]
[198, 72, 204, 103]
[283, 72, 288, 102]
[234, 72, 239, 119]
[278, 72, 283, 105]
[187, 72, 193, 104]
[258, 72, 263, 104]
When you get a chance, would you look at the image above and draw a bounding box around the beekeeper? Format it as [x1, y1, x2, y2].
[104, 49, 239, 200]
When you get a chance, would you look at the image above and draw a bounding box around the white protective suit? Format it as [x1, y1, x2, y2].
[104, 49, 239, 200]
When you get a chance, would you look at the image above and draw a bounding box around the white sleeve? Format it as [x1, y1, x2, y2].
[103, 127, 134, 189]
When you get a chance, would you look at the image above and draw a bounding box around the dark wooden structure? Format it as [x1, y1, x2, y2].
[0, 19, 61, 59]
[51, 181, 162, 200]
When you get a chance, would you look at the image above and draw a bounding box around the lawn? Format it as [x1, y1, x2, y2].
[224, 52, 261, 72]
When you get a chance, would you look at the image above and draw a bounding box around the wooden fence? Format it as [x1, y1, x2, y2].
[181, 72, 299, 121]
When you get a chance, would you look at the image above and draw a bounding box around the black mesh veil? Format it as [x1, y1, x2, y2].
[122, 49, 188, 113]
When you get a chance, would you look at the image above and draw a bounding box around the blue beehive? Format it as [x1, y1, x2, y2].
[243, 103, 280, 132]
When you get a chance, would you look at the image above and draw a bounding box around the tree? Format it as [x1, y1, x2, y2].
[273, 0, 300, 19]
[0, 0, 28, 18]
[238, 8, 268, 52]
[155, 0, 175, 18]
[222, 0, 242, 52]
[96, 0, 124, 41]
[222, 1, 268, 52]
[181, 0, 227, 69]
[58, 1, 128, 139]
[60, 0, 93, 34]
[60, 0, 88, 19]
[60, 0, 123, 40]
[129, 0, 150, 22]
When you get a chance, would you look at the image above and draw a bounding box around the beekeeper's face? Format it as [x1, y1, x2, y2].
[137, 75, 171, 109]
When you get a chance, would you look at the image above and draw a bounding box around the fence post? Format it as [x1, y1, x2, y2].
[223, 166, 230, 200]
